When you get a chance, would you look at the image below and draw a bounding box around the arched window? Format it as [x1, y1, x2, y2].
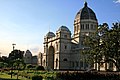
[75, 26, 76, 32]
[56, 43, 58, 51]
[43, 60, 45, 66]
[64, 35, 67, 38]
[56, 59, 58, 68]
[63, 58, 68, 61]
[64, 45, 67, 49]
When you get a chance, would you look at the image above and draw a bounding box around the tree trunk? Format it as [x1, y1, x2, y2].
[11, 67, 13, 78]
[17, 66, 19, 79]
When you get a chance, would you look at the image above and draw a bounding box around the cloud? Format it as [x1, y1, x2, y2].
[29, 45, 43, 56]
[114, 0, 120, 3]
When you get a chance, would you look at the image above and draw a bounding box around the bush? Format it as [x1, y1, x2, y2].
[56, 72, 120, 80]
[26, 64, 33, 70]
[35, 66, 45, 70]
[7, 72, 14, 75]
[46, 76, 54, 80]
[32, 75, 43, 80]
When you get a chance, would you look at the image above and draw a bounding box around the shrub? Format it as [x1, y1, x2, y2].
[32, 75, 43, 80]
[26, 64, 33, 70]
[35, 66, 45, 70]
[45, 76, 54, 80]
[56, 72, 120, 80]
[8, 72, 14, 75]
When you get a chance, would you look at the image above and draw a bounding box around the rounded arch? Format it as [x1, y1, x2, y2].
[48, 46, 55, 69]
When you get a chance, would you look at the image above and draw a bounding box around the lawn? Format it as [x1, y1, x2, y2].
[0, 72, 30, 80]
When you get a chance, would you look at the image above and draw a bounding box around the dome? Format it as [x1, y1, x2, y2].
[25, 50, 32, 57]
[58, 26, 70, 32]
[75, 2, 97, 21]
[46, 32, 55, 38]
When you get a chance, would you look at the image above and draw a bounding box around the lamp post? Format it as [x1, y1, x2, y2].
[11, 43, 16, 78]
[12, 44, 16, 51]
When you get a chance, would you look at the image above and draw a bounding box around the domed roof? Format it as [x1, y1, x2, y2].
[58, 26, 70, 32]
[75, 2, 97, 21]
[25, 50, 32, 57]
[46, 32, 55, 38]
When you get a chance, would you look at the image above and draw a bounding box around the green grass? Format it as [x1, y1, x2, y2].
[0, 72, 30, 80]
[0, 70, 57, 80]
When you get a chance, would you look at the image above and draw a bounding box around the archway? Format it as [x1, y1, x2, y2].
[48, 46, 54, 69]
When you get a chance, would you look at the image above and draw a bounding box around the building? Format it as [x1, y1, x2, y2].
[38, 2, 97, 70]
[38, 2, 117, 71]
[24, 50, 38, 65]
[38, 52, 43, 66]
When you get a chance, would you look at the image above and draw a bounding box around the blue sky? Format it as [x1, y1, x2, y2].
[0, 0, 120, 56]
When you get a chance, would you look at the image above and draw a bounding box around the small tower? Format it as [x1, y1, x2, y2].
[56, 26, 71, 69]
[24, 50, 32, 64]
[73, 1, 98, 46]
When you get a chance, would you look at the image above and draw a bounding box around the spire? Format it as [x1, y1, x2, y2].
[84, 1, 87, 7]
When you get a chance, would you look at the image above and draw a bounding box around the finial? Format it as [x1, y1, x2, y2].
[84, 0, 87, 7]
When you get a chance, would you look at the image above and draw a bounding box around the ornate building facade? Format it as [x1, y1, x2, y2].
[39, 2, 98, 70]
[38, 2, 117, 71]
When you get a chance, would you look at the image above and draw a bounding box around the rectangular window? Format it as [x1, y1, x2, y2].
[81, 41, 84, 45]
[80, 61, 83, 67]
[76, 61, 79, 67]
[81, 24, 84, 30]
[94, 25, 96, 30]
[86, 24, 89, 30]
[72, 62, 74, 67]
[91, 24, 93, 30]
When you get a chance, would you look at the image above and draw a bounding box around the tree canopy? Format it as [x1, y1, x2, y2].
[8, 50, 24, 61]
[84, 22, 120, 71]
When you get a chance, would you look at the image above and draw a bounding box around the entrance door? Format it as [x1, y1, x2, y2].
[48, 46, 54, 69]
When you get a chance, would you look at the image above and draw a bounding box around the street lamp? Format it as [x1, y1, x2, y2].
[12, 44, 16, 51]
[11, 43, 16, 78]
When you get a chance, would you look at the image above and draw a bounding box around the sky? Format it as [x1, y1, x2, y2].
[0, 0, 120, 56]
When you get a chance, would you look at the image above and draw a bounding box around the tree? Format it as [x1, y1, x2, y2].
[102, 22, 120, 71]
[84, 22, 120, 71]
[0, 56, 9, 64]
[84, 32, 103, 70]
[13, 58, 24, 79]
[8, 49, 24, 78]
[8, 50, 24, 60]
